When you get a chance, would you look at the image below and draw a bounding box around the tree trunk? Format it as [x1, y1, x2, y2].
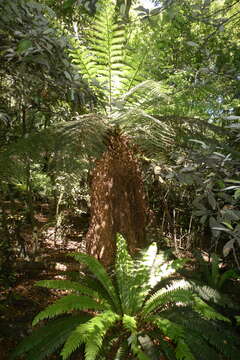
[85, 131, 148, 267]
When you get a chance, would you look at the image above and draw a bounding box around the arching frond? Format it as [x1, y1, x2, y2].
[69, 1, 145, 114]
[69, 252, 121, 311]
[142, 288, 194, 316]
[0, 114, 107, 182]
[149, 316, 195, 360]
[32, 294, 106, 326]
[192, 296, 230, 322]
[114, 108, 175, 157]
[61, 310, 120, 360]
[10, 314, 91, 360]
[162, 307, 240, 360]
[36, 279, 101, 300]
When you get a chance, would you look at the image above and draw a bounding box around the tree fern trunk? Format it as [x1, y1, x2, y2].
[85, 132, 148, 267]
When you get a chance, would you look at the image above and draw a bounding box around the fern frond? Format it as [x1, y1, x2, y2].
[142, 288, 194, 316]
[0, 115, 107, 183]
[114, 108, 175, 157]
[36, 279, 100, 300]
[32, 294, 106, 326]
[69, 252, 120, 311]
[192, 295, 230, 322]
[150, 316, 195, 360]
[79, 273, 117, 306]
[156, 339, 176, 360]
[10, 314, 90, 360]
[122, 314, 137, 332]
[61, 310, 120, 360]
[115, 233, 147, 315]
[121, 314, 151, 360]
[187, 321, 239, 360]
[165, 308, 240, 360]
[185, 331, 219, 360]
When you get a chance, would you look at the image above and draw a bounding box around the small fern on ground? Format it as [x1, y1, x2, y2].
[11, 234, 240, 360]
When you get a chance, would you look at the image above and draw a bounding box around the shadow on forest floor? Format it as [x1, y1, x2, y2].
[0, 204, 87, 360]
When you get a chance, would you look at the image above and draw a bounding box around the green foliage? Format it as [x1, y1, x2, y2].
[192, 251, 239, 291]
[12, 234, 240, 359]
[11, 315, 91, 360]
[69, 0, 142, 113]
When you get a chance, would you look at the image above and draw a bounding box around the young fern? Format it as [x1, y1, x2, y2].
[11, 233, 240, 360]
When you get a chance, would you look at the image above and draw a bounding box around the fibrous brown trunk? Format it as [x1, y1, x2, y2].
[85, 131, 148, 267]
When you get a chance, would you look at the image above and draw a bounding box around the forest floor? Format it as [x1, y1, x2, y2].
[0, 202, 88, 360]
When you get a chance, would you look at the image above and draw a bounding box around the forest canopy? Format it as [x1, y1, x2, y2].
[0, 0, 240, 359]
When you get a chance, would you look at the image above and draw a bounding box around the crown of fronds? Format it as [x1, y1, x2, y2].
[69, 0, 143, 114]
[11, 233, 240, 360]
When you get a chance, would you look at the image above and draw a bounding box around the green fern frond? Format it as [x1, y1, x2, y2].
[69, 1, 130, 111]
[121, 314, 151, 360]
[69, 0, 147, 115]
[36, 279, 100, 299]
[166, 308, 240, 360]
[150, 317, 195, 360]
[185, 331, 220, 360]
[115, 233, 145, 314]
[0, 115, 107, 182]
[61, 310, 120, 360]
[32, 294, 106, 326]
[10, 314, 91, 360]
[189, 281, 238, 309]
[187, 322, 239, 360]
[114, 109, 175, 157]
[157, 339, 176, 360]
[79, 273, 117, 306]
[142, 288, 194, 316]
[84, 311, 120, 360]
[192, 296, 230, 322]
[69, 252, 120, 311]
[122, 314, 137, 332]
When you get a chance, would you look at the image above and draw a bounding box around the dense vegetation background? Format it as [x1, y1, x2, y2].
[0, 0, 240, 359]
